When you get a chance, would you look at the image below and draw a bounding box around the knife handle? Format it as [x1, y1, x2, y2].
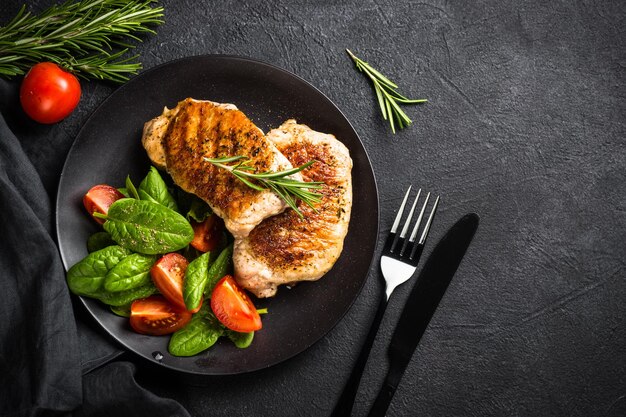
[331, 296, 388, 417]
[367, 357, 405, 417]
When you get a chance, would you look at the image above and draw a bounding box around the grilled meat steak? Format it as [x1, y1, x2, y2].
[142, 98, 297, 238]
[233, 120, 352, 298]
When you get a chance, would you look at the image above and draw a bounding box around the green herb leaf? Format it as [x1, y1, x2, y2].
[110, 304, 132, 318]
[204, 245, 233, 297]
[102, 198, 194, 255]
[138, 166, 178, 212]
[186, 197, 213, 223]
[174, 188, 213, 223]
[86, 231, 116, 253]
[168, 307, 223, 357]
[226, 330, 255, 349]
[0, 0, 165, 83]
[97, 283, 158, 306]
[183, 251, 215, 311]
[204, 156, 324, 218]
[346, 49, 427, 134]
[125, 176, 140, 200]
[66, 245, 131, 297]
[104, 253, 157, 292]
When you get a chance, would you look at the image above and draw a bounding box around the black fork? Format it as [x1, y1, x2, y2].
[331, 186, 439, 417]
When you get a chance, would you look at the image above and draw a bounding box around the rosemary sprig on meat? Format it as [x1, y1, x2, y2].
[347, 49, 427, 134]
[0, 0, 164, 83]
[204, 155, 324, 218]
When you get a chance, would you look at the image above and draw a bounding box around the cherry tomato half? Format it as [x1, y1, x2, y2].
[211, 275, 262, 332]
[20, 62, 81, 124]
[150, 253, 201, 313]
[83, 184, 125, 224]
[130, 295, 192, 336]
[190, 214, 224, 252]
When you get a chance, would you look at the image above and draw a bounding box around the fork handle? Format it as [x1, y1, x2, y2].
[331, 296, 388, 417]
[367, 358, 405, 417]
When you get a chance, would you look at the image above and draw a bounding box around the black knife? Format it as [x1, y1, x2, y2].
[367, 213, 480, 417]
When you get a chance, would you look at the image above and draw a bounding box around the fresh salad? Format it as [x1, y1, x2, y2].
[66, 166, 264, 357]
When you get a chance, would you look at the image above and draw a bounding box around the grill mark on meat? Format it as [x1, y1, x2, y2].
[142, 98, 297, 237]
[248, 142, 343, 268]
[234, 119, 352, 298]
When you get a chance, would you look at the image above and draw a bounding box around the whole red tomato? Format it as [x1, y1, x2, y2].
[20, 62, 81, 124]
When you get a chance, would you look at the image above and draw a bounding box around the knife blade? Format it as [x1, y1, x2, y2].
[367, 212, 480, 417]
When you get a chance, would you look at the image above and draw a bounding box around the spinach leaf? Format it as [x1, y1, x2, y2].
[204, 244, 233, 297]
[97, 283, 158, 306]
[183, 251, 215, 311]
[168, 307, 223, 357]
[104, 253, 156, 292]
[110, 304, 131, 317]
[226, 330, 254, 348]
[102, 198, 194, 255]
[87, 231, 116, 253]
[125, 175, 140, 199]
[187, 197, 212, 223]
[66, 245, 131, 297]
[182, 245, 203, 262]
[138, 166, 178, 212]
[175, 190, 212, 222]
[117, 187, 130, 198]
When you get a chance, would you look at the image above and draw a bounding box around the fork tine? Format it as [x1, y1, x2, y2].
[408, 194, 439, 260]
[398, 189, 422, 256]
[418, 195, 440, 244]
[399, 189, 421, 238]
[409, 192, 430, 242]
[390, 186, 412, 234]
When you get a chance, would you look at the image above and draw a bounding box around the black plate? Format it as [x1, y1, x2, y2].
[56, 55, 379, 375]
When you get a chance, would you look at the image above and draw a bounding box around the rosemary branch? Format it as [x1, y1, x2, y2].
[0, 0, 164, 83]
[204, 155, 324, 218]
[347, 49, 427, 134]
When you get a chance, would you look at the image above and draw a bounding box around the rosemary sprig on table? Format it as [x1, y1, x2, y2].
[0, 0, 164, 83]
[347, 49, 427, 134]
[204, 155, 324, 218]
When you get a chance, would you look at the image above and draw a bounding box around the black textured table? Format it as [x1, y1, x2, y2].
[2, 1, 624, 416]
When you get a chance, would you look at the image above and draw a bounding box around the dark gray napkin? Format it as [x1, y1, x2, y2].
[0, 79, 190, 417]
[0, 110, 82, 415]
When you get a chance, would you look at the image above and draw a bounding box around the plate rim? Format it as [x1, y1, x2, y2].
[55, 54, 380, 375]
